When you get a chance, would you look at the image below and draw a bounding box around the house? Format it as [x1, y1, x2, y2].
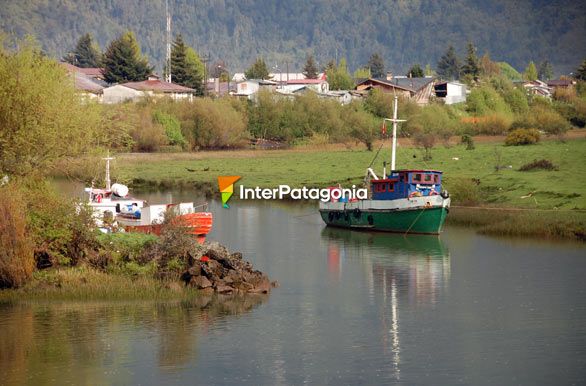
[318, 90, 353, 105]
[61, 62, 105, 81]
[61, 62, 105, 101]
[282, 77, 329, 93]
[547, 79, 576, 91]
[234, 79, 278, 99]
[434, 81, 467, 104]
[206, 80, 236, 97]
[355, 75, 436, 105]
[102, 75, 195, 103]
[514, 80, 552, 98]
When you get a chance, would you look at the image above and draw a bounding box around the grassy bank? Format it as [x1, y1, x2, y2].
[447, 207, 586, 241]
[0, 266, 198, 302]
[112, 137, 586, 210]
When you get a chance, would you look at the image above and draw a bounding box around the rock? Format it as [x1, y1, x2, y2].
[215, 284, 235, 294]
[191, 275, 212, 289]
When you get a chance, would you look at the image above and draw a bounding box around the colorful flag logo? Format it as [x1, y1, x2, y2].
[218, 176, 241, 208]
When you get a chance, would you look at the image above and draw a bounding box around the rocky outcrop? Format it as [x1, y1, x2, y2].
[181, 242, 277, 294]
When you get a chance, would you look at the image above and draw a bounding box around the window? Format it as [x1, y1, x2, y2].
[413, 174, 422, 182]
[434, 174, 440, 183]
[374, 183, 387, 192]
[424, 174, 432, 182]
[388, 183, 394, 192]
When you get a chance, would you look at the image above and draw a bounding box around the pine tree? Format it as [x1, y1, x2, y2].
[63, 33, 102, 68]
[102, 31, 153, 84]
[537, 60, 554, 81]
[302, 54, 318, 79]
[577, 59, 586, 81]
[169, 34, 203, 94]
[245, 57, 270, 80]
[461, 42, 480, 80]
[437, 45, 460, 80]
[407, 64, 424, 77]
[367, 53, 385, 78]
[524, 61, 538, 81]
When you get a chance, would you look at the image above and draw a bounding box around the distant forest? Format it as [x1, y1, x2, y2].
[1, 0, 585, 75]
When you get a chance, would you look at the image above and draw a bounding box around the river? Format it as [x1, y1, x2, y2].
[1, 189, 585, 385]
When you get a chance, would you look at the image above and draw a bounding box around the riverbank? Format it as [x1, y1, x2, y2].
[110, 136, 586, 210]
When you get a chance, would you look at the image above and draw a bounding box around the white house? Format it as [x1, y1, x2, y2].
[102, 75, 195, 104]
[235, 79, 278, 99]
[434, 81, 467, 104]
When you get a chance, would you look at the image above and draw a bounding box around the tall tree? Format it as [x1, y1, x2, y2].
[302, 54, 318, 79]
[327, 58, 354, 90]
[63, 33, 102, 68]
[407, 64, 424, 77]
[437, 45, 460, 80]
[577, 59, 586, 81]
[479, 53, 500, 77]
[245, 57, 270, 80]
[169, 34, 203, 94]
[367, 53, 385, 78]
[102, 31, 153, 84]
[524, 61, 538, 81]
[537, 60, 554, 81]
[461, 42, 480, 81]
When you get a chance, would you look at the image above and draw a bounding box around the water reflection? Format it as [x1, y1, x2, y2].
[321, 228, 450, 382]
[0, 295, 267, 385]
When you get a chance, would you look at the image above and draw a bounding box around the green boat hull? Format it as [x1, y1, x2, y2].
[319, 206, 449, 235]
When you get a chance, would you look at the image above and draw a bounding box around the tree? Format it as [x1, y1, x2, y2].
[245, 57, 270, 80]
[437, 45, 460, 80]
[170, 34, 203, 94]
[424, 64, 434, 77]
[102, 31, 153, 83]
[479, 53, 500, 77]
[353, 67, 371, 78]
[327, 58, 354, 90]
[367, 53, 385, 78]
[0, 38, 103, 176]
[537, 60, 554, 81]
[407, 64, 424, 77]
[63, 33, 102, 68]
[461, 42, 480, 81]
[577, 59, 586, 81]
[302, 54, 318, 79]
[524, 61, 538, 81]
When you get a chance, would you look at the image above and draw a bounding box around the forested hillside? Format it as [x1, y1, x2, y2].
[1, 0, 585, 75]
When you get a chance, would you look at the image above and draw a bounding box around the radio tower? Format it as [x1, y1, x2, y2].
[165, 0, 172, 83]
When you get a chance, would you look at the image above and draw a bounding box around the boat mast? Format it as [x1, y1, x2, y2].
[383, 96, 405, 173]
[103, 152, 114, 191]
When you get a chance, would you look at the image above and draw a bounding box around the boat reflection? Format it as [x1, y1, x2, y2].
[320, 228, 450, 382]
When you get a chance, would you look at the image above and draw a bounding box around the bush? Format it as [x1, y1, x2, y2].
[512, 105, 570, 135]
[466, 85, 511, 116]
[519, 159, 558, 171]
[444, 178, 482, 205]
[468, 113, 512, 135]
[153, 110, 186, 147]
[0, 184, 35, 288]
[461, 134, 475, 150]
[189, 98, 249, 149]
[505, 128, 541, 146]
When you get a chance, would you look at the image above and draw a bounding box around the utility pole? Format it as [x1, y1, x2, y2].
[202, 53, 210, 96]
[165, 0, 172, 82]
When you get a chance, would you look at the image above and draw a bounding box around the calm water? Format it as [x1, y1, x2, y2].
[1, 189, 586, 385]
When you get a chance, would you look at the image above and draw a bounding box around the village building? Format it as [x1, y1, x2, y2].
[234, 79, 278, 99]
[102, 75, 195, 103]
[434, 81, 467, 104]
[61, 62, 106, 101]
[355, 75, 436, 105]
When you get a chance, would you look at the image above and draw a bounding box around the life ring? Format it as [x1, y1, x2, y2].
[328, 212, 334, 222]
[409, 191, 422, 198]
[96, 194, 102, 203]
[430, 190, 439, 195]
[353, 208, 361, 219]
[440, 190, 450, 199]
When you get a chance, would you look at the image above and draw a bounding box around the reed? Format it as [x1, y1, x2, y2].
[0, 266, 198, 302]
[447, 207, 586, 241]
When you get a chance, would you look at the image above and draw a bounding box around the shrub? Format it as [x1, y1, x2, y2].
[466, 85, 511, 115]
[461, 134, 475, 150]
[512, 105, 570, 135]
[343, 105, 378, 150]
[130, 112, 168, 152]
[472, 113, 512, 135]
[153, 110, 186, 147]
[189, 98, 249, 149]
[505, 128, 541, 146]
[0, 184, 35, 288]
[519, 159, 558, 171]
[553, 87, 577, 103]
[444, 178, 482, 205]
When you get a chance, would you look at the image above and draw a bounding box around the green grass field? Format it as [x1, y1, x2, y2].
[114, 138, 586, 210]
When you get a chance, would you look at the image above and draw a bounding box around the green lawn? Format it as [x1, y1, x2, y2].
[116, 138, 586, 210]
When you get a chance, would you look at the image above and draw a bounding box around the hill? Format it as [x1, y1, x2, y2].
[1, 0, 585, 75]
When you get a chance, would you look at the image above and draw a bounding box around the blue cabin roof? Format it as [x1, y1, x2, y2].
[371, 170, 443, 200]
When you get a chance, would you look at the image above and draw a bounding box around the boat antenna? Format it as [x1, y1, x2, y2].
[103, 151, 115, 191]
[165, 0, 172, 83]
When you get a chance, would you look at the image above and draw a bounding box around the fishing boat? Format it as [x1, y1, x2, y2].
[86, 155, 213, 243]
[319, 96, 450, 234]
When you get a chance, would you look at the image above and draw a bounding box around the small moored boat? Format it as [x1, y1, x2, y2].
[86, 154, 213, 243]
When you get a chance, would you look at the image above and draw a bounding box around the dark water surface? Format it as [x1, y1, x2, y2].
[1, 190, 585, 385]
